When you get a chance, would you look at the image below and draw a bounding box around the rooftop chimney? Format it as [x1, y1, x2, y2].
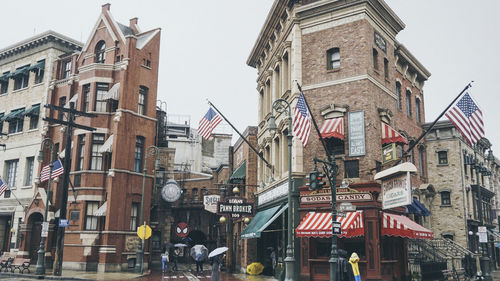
[129, 17, 139, 33]
[102, 3, 111, 12]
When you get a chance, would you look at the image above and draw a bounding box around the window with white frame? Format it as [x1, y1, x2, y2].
[5, 159, 19, 187]
[90, 134, 105, 170]
[326, 48, 340, 70]
[85, 201, 99, 230]
[95, 83, 109, 113]
[25, 157, 34, 186]
[130, 203, 139, 231]
[138, 86, 148, 115]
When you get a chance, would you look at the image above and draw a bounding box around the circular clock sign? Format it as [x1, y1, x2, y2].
[161, 179, 181, 202]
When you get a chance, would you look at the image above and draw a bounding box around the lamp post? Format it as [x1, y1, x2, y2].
[268, 98, 294, 281]
[35, 138, 55, 275]
[473, 145, 494, 281]
[135, 145, 160, 274]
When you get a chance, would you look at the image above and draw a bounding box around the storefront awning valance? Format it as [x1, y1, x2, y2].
[296, 211, 364, 238]
[241, 205, 282, 239]
[24, 104, 40, 117]
[98, 134, 114, 154]
[381, 122, 408, 145]
[229, 161, 246, 183]
[28, 60, 45, 72]
[101, 82, 120, 100]
[319, 118, 344, 140]
[381, 212, 433, 239]
[94, 201, 107, 216]
[407, 198, 431, 216]
[1, 108, 25, 122]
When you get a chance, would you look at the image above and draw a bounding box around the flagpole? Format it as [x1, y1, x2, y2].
[404, 81, 473, 156]
[6, 186, 24, 207]
[295, 82, 333, 163]
[207, 100, 274, 173]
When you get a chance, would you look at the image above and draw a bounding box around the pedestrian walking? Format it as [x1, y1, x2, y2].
[211, 253, 225, 281]
[161, 250, 170, 274]
[172, 247, 180, 271]
[195, 253, 205, 273]
[348, 252, 361, 281]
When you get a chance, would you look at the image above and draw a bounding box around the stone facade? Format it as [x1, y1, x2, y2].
[0, 31, 81, 256]
[424, 120, 498, 255]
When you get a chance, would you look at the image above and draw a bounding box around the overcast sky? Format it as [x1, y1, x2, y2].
[2, 1, 499, 154]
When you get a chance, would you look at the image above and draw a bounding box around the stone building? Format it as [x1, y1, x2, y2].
[424, 120, 498, 268]
[0, 31, 81, 255]
[246, 0, 432, 279]
[20, 4, 161, 272]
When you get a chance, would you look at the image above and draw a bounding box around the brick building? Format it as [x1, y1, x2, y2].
[0, 31, 81, 255]
[20, 4, 161, 272]
[246, 0, 432, 280]
[424, 120, 499, 269]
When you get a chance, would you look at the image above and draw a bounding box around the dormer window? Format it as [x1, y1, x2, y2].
[95, 41, 106, 63]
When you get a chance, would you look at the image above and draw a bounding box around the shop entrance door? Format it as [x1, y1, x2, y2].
[0, 217, 9, 252]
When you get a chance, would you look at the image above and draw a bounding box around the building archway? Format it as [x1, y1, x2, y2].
[27, 212, 43, 262]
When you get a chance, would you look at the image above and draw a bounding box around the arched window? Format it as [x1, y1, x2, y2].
[95, 41, 106, 63]
[415, 98, 421, 123]
[406, 90, 412, 117]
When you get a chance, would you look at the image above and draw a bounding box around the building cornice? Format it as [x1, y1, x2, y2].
[0, 30, 82, 61]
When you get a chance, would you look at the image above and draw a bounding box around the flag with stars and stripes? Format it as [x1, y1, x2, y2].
[40, 160, 65, 183]
[198, 107, 223, 140]
[445, 92, 484, 146]
[0, 177, 8, 196]
[293, 93, 312, 147]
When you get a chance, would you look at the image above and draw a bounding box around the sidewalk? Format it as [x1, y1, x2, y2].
[0, 266, 142, 280]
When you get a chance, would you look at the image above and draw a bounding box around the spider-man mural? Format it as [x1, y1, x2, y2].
[175, 222, 190, 238]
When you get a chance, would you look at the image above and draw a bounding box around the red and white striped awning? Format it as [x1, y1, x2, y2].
[296, 211, 363, 238]
[381, 212, 433, 239]
[319, 118, 344, 140]
[381, 122, 408, 145]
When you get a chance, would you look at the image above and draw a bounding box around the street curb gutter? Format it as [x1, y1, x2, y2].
[0, 272, 147, 280]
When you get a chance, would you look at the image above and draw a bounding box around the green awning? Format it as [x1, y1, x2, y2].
[1, 108, 25, 122]
[29, 60, 45, 72]
[24, 104, 40, 116]
[8, 67, 29, 78]
[241, 204, 287, 239]
[0, 73, 9, 82]
[229, 161, 246, 183]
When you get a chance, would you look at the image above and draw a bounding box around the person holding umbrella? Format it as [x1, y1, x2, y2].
[208, 247, 228, 281]
[190, 244, 208, 274]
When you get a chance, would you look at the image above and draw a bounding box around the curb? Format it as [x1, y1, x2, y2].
[0, 272, 92, 280]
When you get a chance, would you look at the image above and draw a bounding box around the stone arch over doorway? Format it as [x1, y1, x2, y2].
[26, 212, 43, 263]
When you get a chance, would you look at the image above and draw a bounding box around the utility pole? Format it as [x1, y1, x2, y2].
[43, 102, 96, 276]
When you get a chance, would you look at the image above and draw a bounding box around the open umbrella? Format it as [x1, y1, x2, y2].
[208, 246, 228, 258]
[246, 262, 264, 275]
[190, 244, 208, 261]
[164, 242, 174, 249]
[174, 243, 188, 247]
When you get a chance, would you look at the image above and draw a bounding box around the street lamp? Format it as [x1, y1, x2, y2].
[35, 138, 55, 275]
[268, 98, 295, 281]
[135, 145, 160, 273]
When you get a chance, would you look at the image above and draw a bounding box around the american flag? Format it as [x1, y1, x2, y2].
[0, 177, 7, 196]
[198, 108, 223, 140]
[445, 92, 484, 146]
[40, 160, 65, 183]
[293, 93, 312, 147]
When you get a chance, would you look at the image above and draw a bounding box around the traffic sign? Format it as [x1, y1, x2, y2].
[59, 219, 69, 227]
[478, 226, 488, 243]
[336, 212, 346, 217]
[137, 224, 152, 240]
[332, 221, 341, 235]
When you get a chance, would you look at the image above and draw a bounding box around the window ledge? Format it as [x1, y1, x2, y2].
[26, 128, 39, 133]
[32, 82, 44, 88]
[326, 68, 340, 73]
[21, 185, 33, 189]
[437, 163, 449, 167]
[385, 77, 390, 83]
[141, 65, 152, 70]
[440, 204, 452, 208]
[12, 87, 28, 93]
[8, 132, 23, 137]
[374, 69, 380, 75]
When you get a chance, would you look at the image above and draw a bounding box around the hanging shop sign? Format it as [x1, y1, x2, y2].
[175, 222, 190, 238]
[217, 196, 254, 219]
[300, 188, 373, 204]
[348, 111, 366, 156]
[161, 179, 182, 202]
[203, 195, 220, 214]
[382, 143, 397, 164]
[375, 162, 416, 210]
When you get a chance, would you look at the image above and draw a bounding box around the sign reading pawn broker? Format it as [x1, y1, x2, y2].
[217, 196, 254, 219]
[374, 162, 417, 210]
